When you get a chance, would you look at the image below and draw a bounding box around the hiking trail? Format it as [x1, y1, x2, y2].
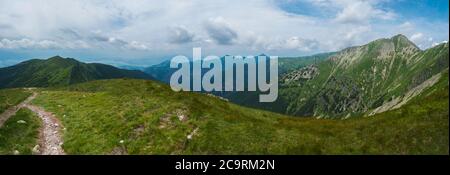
[0, 91, 65, 155]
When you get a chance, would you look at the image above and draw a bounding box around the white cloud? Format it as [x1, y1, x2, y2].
[0, 0, 448, 61]
[408, 32, 448, 49]
[432, 40, 448, 47]
[126, 41, 150, 50]
[0, 38, 73, 49]
[334, 0, 396, 24]
[276, 37, 320, 52]
[410, 33, 424, 42]
[204, 17, 238, 45]
[399, 22, 413, 28]
[168, 25, 195, 44]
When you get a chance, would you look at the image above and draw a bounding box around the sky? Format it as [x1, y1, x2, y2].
[0, 0, 448, 67]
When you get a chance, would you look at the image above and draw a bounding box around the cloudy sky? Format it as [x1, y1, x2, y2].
[0, 0, 448, 67]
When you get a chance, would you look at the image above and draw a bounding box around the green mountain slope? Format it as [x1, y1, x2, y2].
[281, 34, 448, 118]
[220, 35, 448, 118]
[25, 78, 447, 154]
[0, 56, 153, 89]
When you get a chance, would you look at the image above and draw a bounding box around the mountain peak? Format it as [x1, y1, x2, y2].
[46, 56, 80, 65]
[48, 55, 65, 60]
[391, 34, 419, 50]
[391, 34, 408, 40]
[258, 53, 268, 57]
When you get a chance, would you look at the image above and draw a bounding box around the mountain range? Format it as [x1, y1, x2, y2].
[143, 34, 449, 118]
[0, 34, 448, 154]
[0, 56, 153, 89]
[0, 34, 448, 119]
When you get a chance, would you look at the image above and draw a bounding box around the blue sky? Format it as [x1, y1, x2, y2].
[0, 0, 448, 67]
[391, 0, 449, 22]
[277, 0, 449, 22]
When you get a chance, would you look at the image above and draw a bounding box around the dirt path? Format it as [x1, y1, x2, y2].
[0, 92, 65, 155]
[25, 104, 66, 155]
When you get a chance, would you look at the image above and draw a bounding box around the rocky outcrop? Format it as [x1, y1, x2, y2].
[297, 76, 367, 118]
[282, 65, 319, 84]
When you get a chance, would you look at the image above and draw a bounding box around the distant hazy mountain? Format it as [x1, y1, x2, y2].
[143, 53, 334, 84]
[0, 56, 153, 88]
[118, 65, 146, 71]
[144, 60, 173, 84]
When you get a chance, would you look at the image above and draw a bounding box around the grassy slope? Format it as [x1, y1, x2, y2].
[0, 109, 41, 155]
[0, 89, 31, 113]
[32, 79, 448, 155]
